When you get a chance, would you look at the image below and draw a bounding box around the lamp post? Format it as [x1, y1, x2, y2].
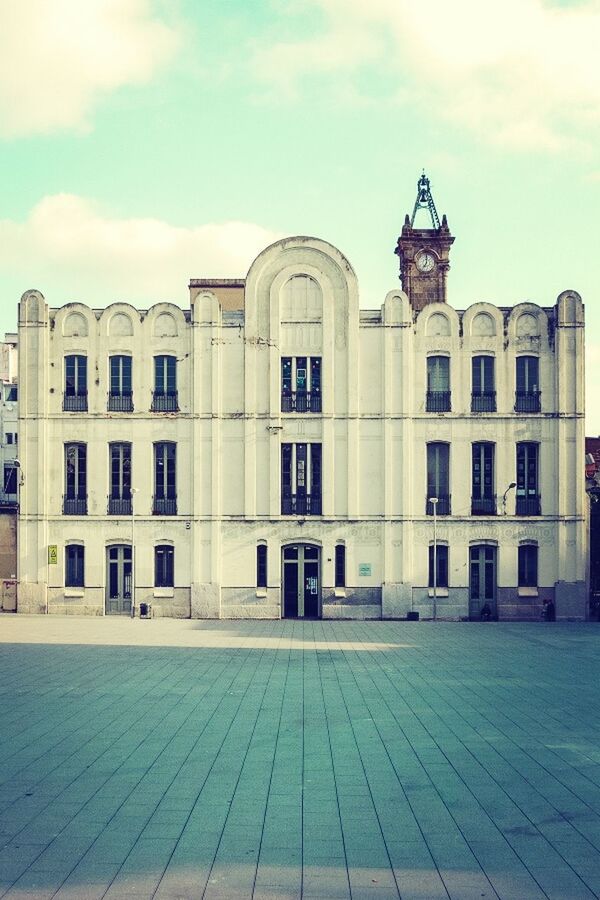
[502, 482, 517, 515]
[130, 487, 138, 617]
[429, 496, 438, 621]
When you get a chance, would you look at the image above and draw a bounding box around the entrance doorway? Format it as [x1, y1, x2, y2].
[106, 545, 132, 615]
[469, 544, 497, 620]
[282, 544, 321, 618]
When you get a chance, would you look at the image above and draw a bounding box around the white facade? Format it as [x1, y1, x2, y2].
[0, 333, 19, 504]
[17, 236, 586, 620]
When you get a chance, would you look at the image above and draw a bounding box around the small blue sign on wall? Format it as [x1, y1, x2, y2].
[358, 563, 371, 577]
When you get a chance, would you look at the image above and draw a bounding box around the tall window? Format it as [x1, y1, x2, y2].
[426, 356, 450, 412]
[472, 443, 496, 514]
[428, 545, 448, 588]
[154, 442, 177, 514]
[257, 545, 267, 589]
[281, 443, 322, 515]
[518, 544, 538, 588]
[65, 545, 84, 587]
[281, 357, 322, 412]
[335, 545, 346, 588]
[516, 442, 540, 515]
[515, 356, 540, 412]
[3, 464, 17, 497]
[426, 443, 450, 514]
[64, 443, 87, 514]
[109, 443, 132, 515]
[64, 355, 87, 411]
[108, 356, 133, 411]
[152, 355, 178, 411]
[472, 356, 496, 412]
[155, 545, 174, 587]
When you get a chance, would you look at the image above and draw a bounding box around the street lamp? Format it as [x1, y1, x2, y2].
[131, 487, 139, 617]
[429, 496, 439, 621]
[502, 482, 517, 515]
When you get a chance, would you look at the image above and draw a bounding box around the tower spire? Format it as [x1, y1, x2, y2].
[411, 171, 440, 229]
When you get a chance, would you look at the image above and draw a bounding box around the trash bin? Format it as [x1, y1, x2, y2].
[139, 602, 151, 619]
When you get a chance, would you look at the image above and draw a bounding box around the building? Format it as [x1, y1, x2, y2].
[0, 333, 19, 611]
[16, 177, 587, 620]
[586, 437, 600, 617]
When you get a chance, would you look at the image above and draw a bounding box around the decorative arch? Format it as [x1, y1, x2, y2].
[63, 312, 88, 337]
[516, 313, 539, 337]
[153, 312, 178, 337]
[108, 313, 133, 337]
[471, 312, 496, 337]
[281, 274, 323, 322]
[426, 312, 450, 337]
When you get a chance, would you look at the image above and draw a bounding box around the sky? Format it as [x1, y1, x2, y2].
[0, 0, 599, 430]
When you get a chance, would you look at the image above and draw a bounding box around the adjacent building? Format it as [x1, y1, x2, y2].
[16, 177, 587, 620]
[0, 333, 18, 611]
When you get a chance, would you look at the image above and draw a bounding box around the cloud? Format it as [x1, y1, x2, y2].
[252, 0, 600, 152]
[0, 0, 181, 137]
[0, 195, 280, 304]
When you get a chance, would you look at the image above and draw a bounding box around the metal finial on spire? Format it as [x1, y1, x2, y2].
[411, 171, 440, 229]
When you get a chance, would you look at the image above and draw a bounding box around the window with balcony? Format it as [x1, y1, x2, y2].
[65, 545, 84, 587]
[155, 545, 174, 587]
[152, 355, 178, 411]
[428, 545, 448, 588]
[518, 544, 538, 588]
[472, 356, 496, 412]
[108, 355, 133, 411]
[516, 442, 540, 515]
[281, 443, 322, 515]
[257, 544, 267, 589]
[515, 356, 541, 412]
[426, 356, 451, 412]
[154, 442, 177, 514]
[1, 464, 17, 506]
[64, 355, 87, 411]
[426, 442, 450, 514]
[472, 442, 496, 514]
[64, 443, 87, 514]
[281, 357, 321, 412]
[108, 443, 132, 515]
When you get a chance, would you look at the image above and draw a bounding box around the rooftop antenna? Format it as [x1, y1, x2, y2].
[411, 170, 440, 229]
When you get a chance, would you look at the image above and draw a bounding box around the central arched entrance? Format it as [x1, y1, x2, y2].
[282, 544, 321, 619]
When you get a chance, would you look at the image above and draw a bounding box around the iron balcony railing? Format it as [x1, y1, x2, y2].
[63, 392, 88, 412]
[108, 497, 133, 515]
[153, 496, 177, 515]
[516, 495, 541, 516]
[151, 391, 178, 412]
[281, 493, 322, 516]
[426, 391, 451, 412]
[471, 391, 497, 413]
[281, 392, 322, 413]
[108, 392, 133, 412]
[0, 491, 18, 508]
[426, 495, 451, 515]
[63, 496, 87, 515]
[471, 495, 497, 515]
[515, 391, 541, 413]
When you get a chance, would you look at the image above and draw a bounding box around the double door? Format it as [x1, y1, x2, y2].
[106, 545, 132, 615]
[283, 545, 320, 618]
[469, 545, 497, 619]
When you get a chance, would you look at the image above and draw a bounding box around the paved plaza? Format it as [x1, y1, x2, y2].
[0, 617, 600, 899]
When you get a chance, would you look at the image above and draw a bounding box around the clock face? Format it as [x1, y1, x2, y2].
[416, 252, 435, 273]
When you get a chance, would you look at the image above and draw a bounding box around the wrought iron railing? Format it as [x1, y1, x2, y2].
[108, 497, 133, 515]
[426, 391, 451, 412]
[281, 392, 322, 413]
[281, 493, 322, 515]
[471, 391, 497, 413]
[516, 495, 541, 516]
[151, 391, 179, 412]
[108, 392, 133, 412]
[153, 496, 177, 515]
[471, 496, 497, 515]
[0, 491, 18, 508]
[426, 495, 451, 515]
[63, 496, 87, 515]
[63, 393, 88, 412]
[515, 391, 541, 413]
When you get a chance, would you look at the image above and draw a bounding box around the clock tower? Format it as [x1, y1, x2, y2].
[395, 173, 455, 311]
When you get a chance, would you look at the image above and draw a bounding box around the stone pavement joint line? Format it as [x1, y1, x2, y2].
[0, 617, 600, 899]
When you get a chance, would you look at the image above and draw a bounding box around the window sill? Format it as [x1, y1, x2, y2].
[64, 588, 84, 598]
[428, 587, 449, 598]
[153, 588, 174, 598]
[256, 589, 267, 598]
[518, 586, 538, 597]
[334, 587, 346, 599]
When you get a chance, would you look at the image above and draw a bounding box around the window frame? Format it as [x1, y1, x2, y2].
[428, 544, 449, 588]
[154, 544, 174, 588]
[518, 544, 538, 588]
[256, 544, 267, 589]
[65, 544, 85, 588]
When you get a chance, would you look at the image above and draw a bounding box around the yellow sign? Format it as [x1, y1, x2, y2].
[48, 545, 58, 565]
